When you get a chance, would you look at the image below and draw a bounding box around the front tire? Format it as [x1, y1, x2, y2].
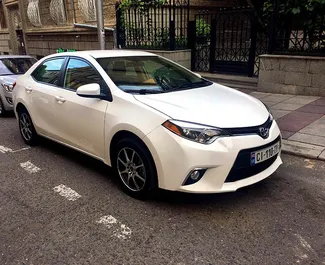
[18, 108, 38, 145]
[113, 138, 157, 199]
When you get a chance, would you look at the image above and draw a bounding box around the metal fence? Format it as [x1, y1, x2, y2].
[268, 0, 325, 56]
[116, 0, 190, 50]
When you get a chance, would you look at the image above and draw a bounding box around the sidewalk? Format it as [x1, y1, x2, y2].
[239, 89, 325, 160]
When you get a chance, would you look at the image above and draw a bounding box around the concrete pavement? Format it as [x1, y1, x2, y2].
[242, 91, 325, 160]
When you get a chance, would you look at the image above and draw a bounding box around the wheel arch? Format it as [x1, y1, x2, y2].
[108, 129, 159, 189]
[15, 102, 38, 133]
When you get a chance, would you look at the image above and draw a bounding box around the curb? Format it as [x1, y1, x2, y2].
[282, 139, 325, 161]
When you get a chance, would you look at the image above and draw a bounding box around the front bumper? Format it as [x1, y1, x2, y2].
[144, 120, 282, 193]
[0, 89, 13, 111]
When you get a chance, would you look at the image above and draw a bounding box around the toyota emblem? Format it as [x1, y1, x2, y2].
[259, 127, 269, 138]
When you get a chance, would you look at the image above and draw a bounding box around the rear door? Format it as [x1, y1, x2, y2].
[50, 57, 108, 158]
[27, 57, 67, 137]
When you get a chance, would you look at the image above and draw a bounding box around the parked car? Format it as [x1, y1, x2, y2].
[12, 50, 282, 199]
[0, 55, 37, 116]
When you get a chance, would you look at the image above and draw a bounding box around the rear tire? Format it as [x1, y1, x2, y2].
[113, 138, 157, 200]
[0, 98, 6, 117]
[18, 108, 38, 145]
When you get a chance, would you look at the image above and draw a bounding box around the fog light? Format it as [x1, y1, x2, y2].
[6, 97, 13, 105]
[190, 170, 200, 180]
[182, 168, 207, 186]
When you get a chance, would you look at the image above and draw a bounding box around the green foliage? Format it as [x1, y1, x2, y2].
[118, 0, 188, 50]
[195, 18, 210, 38]
[263, 0, 325, 51]
[118, 0, 167, 11]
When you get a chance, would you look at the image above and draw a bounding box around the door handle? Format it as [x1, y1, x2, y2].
[25, 86, 33, 93]
[55, 96, 66, 103]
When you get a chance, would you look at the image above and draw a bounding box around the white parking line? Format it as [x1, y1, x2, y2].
[11, 147, 31, 153]
[0, 145, 12, 153]
[0, 145, 30, 154]
[96, 215, 132, 240]
[20, 161, 41, 174]
[53, 184, 82, 201]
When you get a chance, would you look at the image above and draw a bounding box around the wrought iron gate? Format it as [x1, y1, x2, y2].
[193, 8, 267, 76]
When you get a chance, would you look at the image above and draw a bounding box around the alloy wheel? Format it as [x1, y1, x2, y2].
[19, 113, 33, 141]
[117, 147, 146, 192]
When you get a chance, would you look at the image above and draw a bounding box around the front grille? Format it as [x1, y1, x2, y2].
[225, 136, 281, 183]
[223, 116, 273, 138]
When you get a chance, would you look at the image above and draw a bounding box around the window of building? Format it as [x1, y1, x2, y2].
[32, 58, 65, 86]
[78, 0, 96, 22]
[0, 4, 7, 29]
[49, 0, 67, 25]
[64, 58, 102, 91]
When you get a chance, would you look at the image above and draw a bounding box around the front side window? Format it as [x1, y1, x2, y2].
[64, 58, 102, 91]
[96, 56, 212, 94]
[0, 58, 37, 76]
[32, 58, 65, 86]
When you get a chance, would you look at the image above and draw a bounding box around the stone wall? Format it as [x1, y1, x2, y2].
[0, 32, 11, 54]
[258, 55, 325, 96]
[25, 32, 114, 58]
[148, 49, 191, 69]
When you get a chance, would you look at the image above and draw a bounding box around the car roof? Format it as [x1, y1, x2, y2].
[0, 55, 35, 59]
[49, 50, 158, 59]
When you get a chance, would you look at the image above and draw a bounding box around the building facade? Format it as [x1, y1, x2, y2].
[0, 0, 252, 58]
[0, 0, 115, 58]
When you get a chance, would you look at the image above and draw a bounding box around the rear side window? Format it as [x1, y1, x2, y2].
[32, 58, 65, 86]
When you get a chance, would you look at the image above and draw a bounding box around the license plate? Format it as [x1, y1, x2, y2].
[251, 142, 280, 165]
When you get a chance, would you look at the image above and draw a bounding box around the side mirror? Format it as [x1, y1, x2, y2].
[194, 72, 202, 78]
[76, 83, 101, 98]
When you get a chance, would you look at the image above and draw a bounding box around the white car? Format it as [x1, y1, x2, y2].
[13, 50, 282, 198]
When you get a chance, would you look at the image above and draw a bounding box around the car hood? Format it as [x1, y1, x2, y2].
[0, 74, 21, 85]
[134, 83, 269, 128]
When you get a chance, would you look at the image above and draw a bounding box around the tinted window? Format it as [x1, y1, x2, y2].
[0, 58, 37, 75]
[64, 59, 102, 91]
[32, 58, 65, 86]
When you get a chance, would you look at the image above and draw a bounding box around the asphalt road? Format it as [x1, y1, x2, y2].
[1, 114, 325, 265]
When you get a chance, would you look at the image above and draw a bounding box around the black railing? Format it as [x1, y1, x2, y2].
[116, 0, 190, 50]
[193, 9, 260, 76]
[267, 0, 325, 56]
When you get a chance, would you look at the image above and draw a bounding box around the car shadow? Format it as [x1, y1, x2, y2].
[37, 136, 277, 207]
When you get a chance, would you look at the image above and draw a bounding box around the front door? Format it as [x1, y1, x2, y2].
[51, 58, 108, 158]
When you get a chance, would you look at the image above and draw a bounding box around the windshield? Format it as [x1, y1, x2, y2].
[96, 56, 212, 94]
[0, 58, 37, 75]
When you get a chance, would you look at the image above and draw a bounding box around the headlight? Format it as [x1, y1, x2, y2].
[162, 120, 230, 144]
[2, 84, 13, 92]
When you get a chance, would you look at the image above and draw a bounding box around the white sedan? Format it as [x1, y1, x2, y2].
[13, 50, 282, 198]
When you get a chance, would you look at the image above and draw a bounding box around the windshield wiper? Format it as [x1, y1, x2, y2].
[123, 89, 164, 95]
[168, 80, 212, 93]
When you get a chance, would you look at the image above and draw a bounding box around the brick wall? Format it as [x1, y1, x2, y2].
[0, 32, 11, 54]
[149, 49, 191, 69]
[21, 0, 116, 29]
[25, 31, 114, 58]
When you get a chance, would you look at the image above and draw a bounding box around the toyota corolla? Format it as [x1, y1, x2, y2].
[12, 50, 282, 198]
